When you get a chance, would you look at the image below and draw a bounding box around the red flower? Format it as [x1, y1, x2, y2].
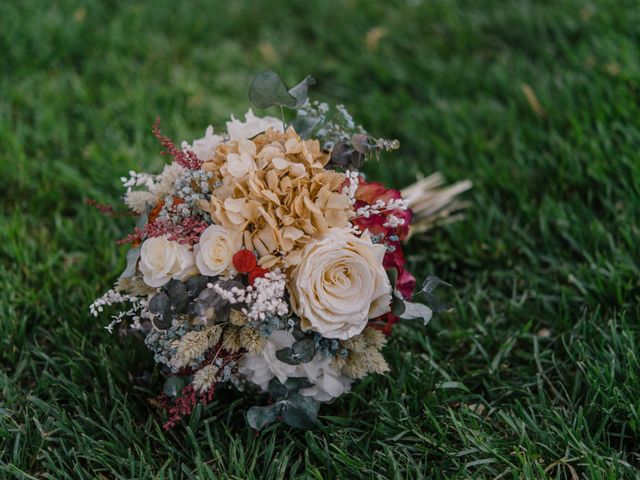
[233, 249, 257, 274]
[369, 313, 400, 336]
[356, 180, 401, 204]
[396, 268, 416, 299]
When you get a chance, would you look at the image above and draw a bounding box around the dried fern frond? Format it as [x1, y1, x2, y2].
[401, 173, 472, 238]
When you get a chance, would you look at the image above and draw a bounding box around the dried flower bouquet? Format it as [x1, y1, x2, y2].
[91, 72, 470, 430]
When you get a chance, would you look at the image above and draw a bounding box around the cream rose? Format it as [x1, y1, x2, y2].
[289, 229, 392, 340]
[139, 236, 196, 288]
[195, 225, 243, 276]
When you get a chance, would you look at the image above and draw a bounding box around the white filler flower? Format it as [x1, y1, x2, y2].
[139, 236, 196, 288]
[195, 225, 242, 276]
[289, 228, 392, 340]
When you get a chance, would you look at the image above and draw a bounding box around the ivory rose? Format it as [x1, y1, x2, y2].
[139, 236, 196, 288]
[195, 225, 243, 276]
[289, 228, 392, 340]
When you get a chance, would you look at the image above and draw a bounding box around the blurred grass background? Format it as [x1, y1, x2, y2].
[1, 0, 639, 478]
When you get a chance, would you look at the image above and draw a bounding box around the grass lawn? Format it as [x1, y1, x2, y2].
[1, 0, 639, 478]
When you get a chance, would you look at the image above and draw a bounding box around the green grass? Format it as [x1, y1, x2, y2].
[1, 0, 639, 477]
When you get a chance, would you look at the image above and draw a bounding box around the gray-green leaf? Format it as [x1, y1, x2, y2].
[422, 274, 452, 294]
[281, 393, 319, 429]
[248, 70, 296, 109]
[267, 376, 313, 399]
[399, 301, 433, 325]
[118, 246, 140, 279]
[292, 114, 322, 139]
[390, 291, 406, 316]
[247, 403, 281, 430]
[276, 338, 317, 365]
[163, 376, 186, 398]
[287, 75, 315, 109]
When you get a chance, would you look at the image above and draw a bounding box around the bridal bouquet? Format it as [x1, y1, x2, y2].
[90, 72, 470, 430]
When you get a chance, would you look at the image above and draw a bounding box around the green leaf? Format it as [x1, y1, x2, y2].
[248, 70, 296, 109]
[163, 279, 188, 312]
[135, 206, 150, 230]
[281, 393, 319, 429]
[148, 291, 170, 315]
[399, 301, 433, 325]
[421, 274, 452, 293]
[420, 274, 454, 313]
[267, 376, 313, 399]
[276, 338, 317, 365]
[351, 133, 370, 154]
[247, 403, 281, 430]
[118, 246, 140, 279]
[292, 114, 322, 139]
[386, 268, 399, 290]
[390, 291, 406, 316]
[287, 75, 315, 108]
[163, 376, 186, 398]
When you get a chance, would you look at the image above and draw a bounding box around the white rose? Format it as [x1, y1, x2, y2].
[226, 109, 283, 141]
[195, 225, 242, 276]
[139, 236, 196, 288]
[289, 229, 392, 340]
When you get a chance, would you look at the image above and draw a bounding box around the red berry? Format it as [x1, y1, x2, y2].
[232, 249, 257, 273]
[248, 267, 269, 285]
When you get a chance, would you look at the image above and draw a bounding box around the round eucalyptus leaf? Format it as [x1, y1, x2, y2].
[247, 403, 281, 430]
[148, 291, 170, 315]
[248, 70, 296, 109]
[163, 376, 186, 398]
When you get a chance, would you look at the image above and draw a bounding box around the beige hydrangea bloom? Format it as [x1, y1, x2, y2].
[199, 127, 353, 269]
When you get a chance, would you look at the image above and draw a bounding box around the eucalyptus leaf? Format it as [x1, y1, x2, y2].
[351, 134, 370, 154]
[276, 338, 316, 365]
[267, 378, 289, 399]
[149, 291, 170, 315]
[163, 376, 186, 398]
[248, 70, 296, 109]
[135, 206, 150, 230]
[185, 275, 212, 299]
[281, 393, 319, 429]
[422, 275, 452, 293]
[118, 246, 140, 280]
[247, 403, 281, 430]
[420, 274, 454, 313]
[267, 377, 315, 399]
[287, 75, 315, 109]
[386, 268, 399, 290]
[399, 301, 433, 325]
[163, 279, 188, 312]
[292, 114, 322, 139]
[328, 142, 353, 166]
[391, 292, 406, 316]
[284, 377, 314, 391]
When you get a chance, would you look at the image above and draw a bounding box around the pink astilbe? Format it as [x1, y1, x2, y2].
[85, 198, 116, 217]
[152, 117, 203, 170]
[116, 227, 143, 246]
[144, 217, 209, 245]
[161, 384, 216, 430]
